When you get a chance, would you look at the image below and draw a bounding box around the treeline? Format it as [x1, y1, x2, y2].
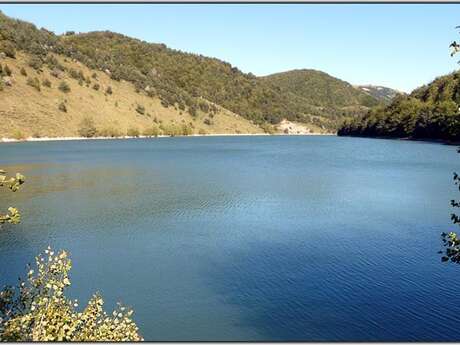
[0, 11, 379, 131]
[338, 72, 460, 142]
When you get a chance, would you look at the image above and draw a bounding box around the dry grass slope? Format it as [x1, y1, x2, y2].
[0, 52, 264, 138]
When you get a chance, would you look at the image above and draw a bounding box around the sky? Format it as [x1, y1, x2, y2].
[1, 4, 460, 93]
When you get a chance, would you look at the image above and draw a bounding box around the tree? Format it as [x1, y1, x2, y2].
[0, 247, 143, 341]
[0, 170, 25, 225]
[440, 148, 460, 263]
[439, 32, 460, 263]
[58, 81, 71, 93]
[78, 117, 97, 138]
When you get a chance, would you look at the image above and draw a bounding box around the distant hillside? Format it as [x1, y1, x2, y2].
[355, 85, 402, 104]
[263, 69, 379, 109]
[338, 72, 460, 142]
[0, 11, 383, 137]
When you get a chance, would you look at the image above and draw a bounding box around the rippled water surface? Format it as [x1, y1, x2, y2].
[1, 135, 459, 340]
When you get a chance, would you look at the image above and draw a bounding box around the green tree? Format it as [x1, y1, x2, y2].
[0, 247, 143, 341]
[0, 170, 25, 224]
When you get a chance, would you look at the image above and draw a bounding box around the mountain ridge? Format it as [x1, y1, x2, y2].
[0, 11, 390, 138]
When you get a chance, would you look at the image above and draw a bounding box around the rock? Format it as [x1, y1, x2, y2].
[104, 69, 111, 76]
[2, 76, 13, 86]
[0, 52, 6, 59]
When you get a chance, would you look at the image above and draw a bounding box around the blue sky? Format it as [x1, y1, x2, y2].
[1, 4, 459, 92]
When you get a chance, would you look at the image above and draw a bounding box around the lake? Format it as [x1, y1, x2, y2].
[1, 135, 459, 341]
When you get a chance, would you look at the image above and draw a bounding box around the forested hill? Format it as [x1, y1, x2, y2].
[0, 11, 383, 135]
[338, 71, 460, 142]
[263, 69, 379, 109]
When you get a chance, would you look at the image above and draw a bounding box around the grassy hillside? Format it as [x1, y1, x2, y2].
[338, 72, 460, 142]
[0, 11, 382, 137]
[0, 52, 263, 138]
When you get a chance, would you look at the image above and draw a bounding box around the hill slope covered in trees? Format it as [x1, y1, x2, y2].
[338, 71, 460, 142]
[0, 11, 384, 137]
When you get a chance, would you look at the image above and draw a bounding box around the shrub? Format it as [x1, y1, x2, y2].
[189, 105, 197, 117]
[26, 77, 41, 92]
[127, 127, 140, 137]
[42, 78, 51, 88]
[0, 247, 143, 341]
[12, 130, 25, 140]
[91, 72, 98, 79]
[181, 124, 192, 136]
[78, 117, 97, 138]
[135, 104, 145, 115]
[92, 83, 100, 91]
[198, 129, 207, 135]
[105, 86, 112, 95]
[28, 56, 43, 71]
[58, 81, 71, 93]
[0, 40, 16, 58]
[3, 65, 12, 76]
[260, 123, 276, 134]
[58, 102, 67, 112]
[98, 127, 122, 138]
[203, 118, 213, 126]
[143, 125, 160, 137]
[20, 67, 27, 77]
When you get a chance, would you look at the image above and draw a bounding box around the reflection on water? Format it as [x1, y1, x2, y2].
[0, 136, 459, 340]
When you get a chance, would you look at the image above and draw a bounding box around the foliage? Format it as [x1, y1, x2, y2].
[58, 102, 67, 112]
[58, 81, 70, 93]
[0, 40, 15, 58]
[440, 151, 460, 263]
[26, 77, 41, 91]
[105, 86, 112, 95]
[92, 83, 100, 91]
[42, 78, 51, 88]
[12, 130, 25, 140]
[135, 104, 145, 115]
[20, 67, 27, 76]
[0, 169, 25, 225]
[28, 55, 43, 71]
[142, 125, 160, 137]
[126, 127, 139, 137]
[78, 117, 97, 138]
[338, 72, 460, 142]
[98, 127, 122, 138]
[260, 123, 276, 134]
[0, 247, 143, 341]
[3, 64, 11, 76]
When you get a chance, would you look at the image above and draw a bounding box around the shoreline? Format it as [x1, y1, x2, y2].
[338, 134, 460, 146]
[1, 132, 335, 143]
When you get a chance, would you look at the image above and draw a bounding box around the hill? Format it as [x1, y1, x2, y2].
[263, 69, 379, 108]
[0, 11, 383, 138]
[355, 85, 402, 104]
[0, 52, 262, 138]
[338, 72, 460, 142]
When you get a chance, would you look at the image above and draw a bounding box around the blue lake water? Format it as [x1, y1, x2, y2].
[0, 135, 459, 341]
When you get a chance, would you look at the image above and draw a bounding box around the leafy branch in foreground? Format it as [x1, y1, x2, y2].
[0, 247, 143, 341]
[440, 149, 460, 263]
[0, 170, 25, 224]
